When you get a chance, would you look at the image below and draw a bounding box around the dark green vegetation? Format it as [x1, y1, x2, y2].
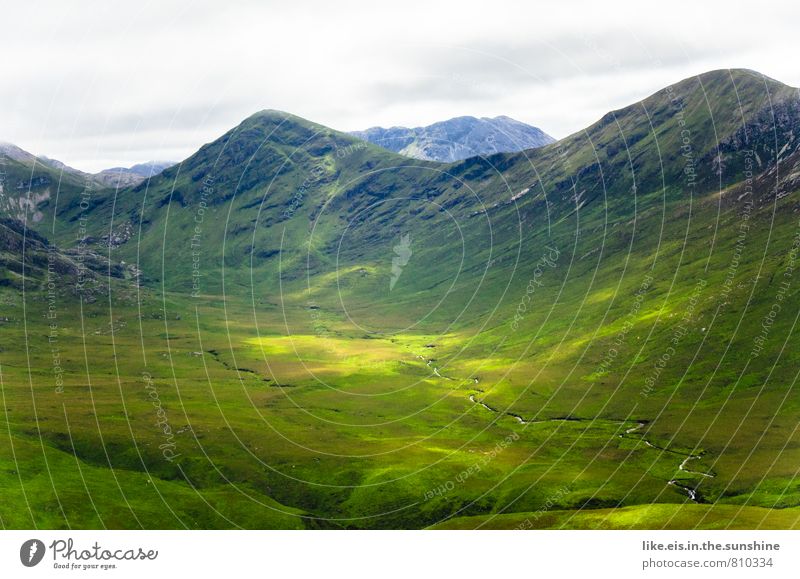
[1, 69, 799, 529]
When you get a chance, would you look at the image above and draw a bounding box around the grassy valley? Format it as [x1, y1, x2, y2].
[1, 69, 799, 529]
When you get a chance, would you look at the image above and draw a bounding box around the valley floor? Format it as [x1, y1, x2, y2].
[0, 288, 796, 529]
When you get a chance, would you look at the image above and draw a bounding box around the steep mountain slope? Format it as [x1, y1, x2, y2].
[0, 143, 92, 226]
[0, 215, 127, 301]
[1, 142, 43, 164]
[3, 69, 800, 529]
[0, 216, 62, 288]
[351, 115, 555, 161]
[59, 70, 798, 310]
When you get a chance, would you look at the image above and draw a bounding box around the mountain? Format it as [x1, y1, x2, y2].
[1, 142, 174, 190]
[350, 115, 555, 162]
[0, 143, 91, 225]
[0, 216, 60, 288]
[57, 70, 799, 299]
[125, 160, 176, 177]
[0, 141, 41, 164]
[38, 155, 89, 176]
[94, 160, 176, 188]
[3, 69, 800, 530]
[0, 215, 126, 301]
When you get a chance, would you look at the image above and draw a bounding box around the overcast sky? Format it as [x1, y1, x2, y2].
[3, 0, 800, 172]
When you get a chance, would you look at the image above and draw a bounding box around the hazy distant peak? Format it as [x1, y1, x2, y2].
[350, 115, 555, 162]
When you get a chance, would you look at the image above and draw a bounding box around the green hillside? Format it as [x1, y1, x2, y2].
[1, 69, 799, 529]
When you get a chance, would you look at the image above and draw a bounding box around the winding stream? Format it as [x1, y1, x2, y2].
[420, 355, 715, 502]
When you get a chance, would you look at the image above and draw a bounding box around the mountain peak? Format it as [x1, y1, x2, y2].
[351, 115, 554, 162]
[0, 141, 38, 163]
[659, 68, 796, 106]
[246, 108, 297, 121]
[692, 67, 786, 85]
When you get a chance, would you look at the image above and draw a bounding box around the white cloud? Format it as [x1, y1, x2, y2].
[2, 0, 799, 171]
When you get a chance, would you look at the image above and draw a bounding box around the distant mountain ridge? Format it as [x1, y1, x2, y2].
[350, 115, 555, 162]
[0, 142, 174, 188]
[93, 161, 176, 187]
